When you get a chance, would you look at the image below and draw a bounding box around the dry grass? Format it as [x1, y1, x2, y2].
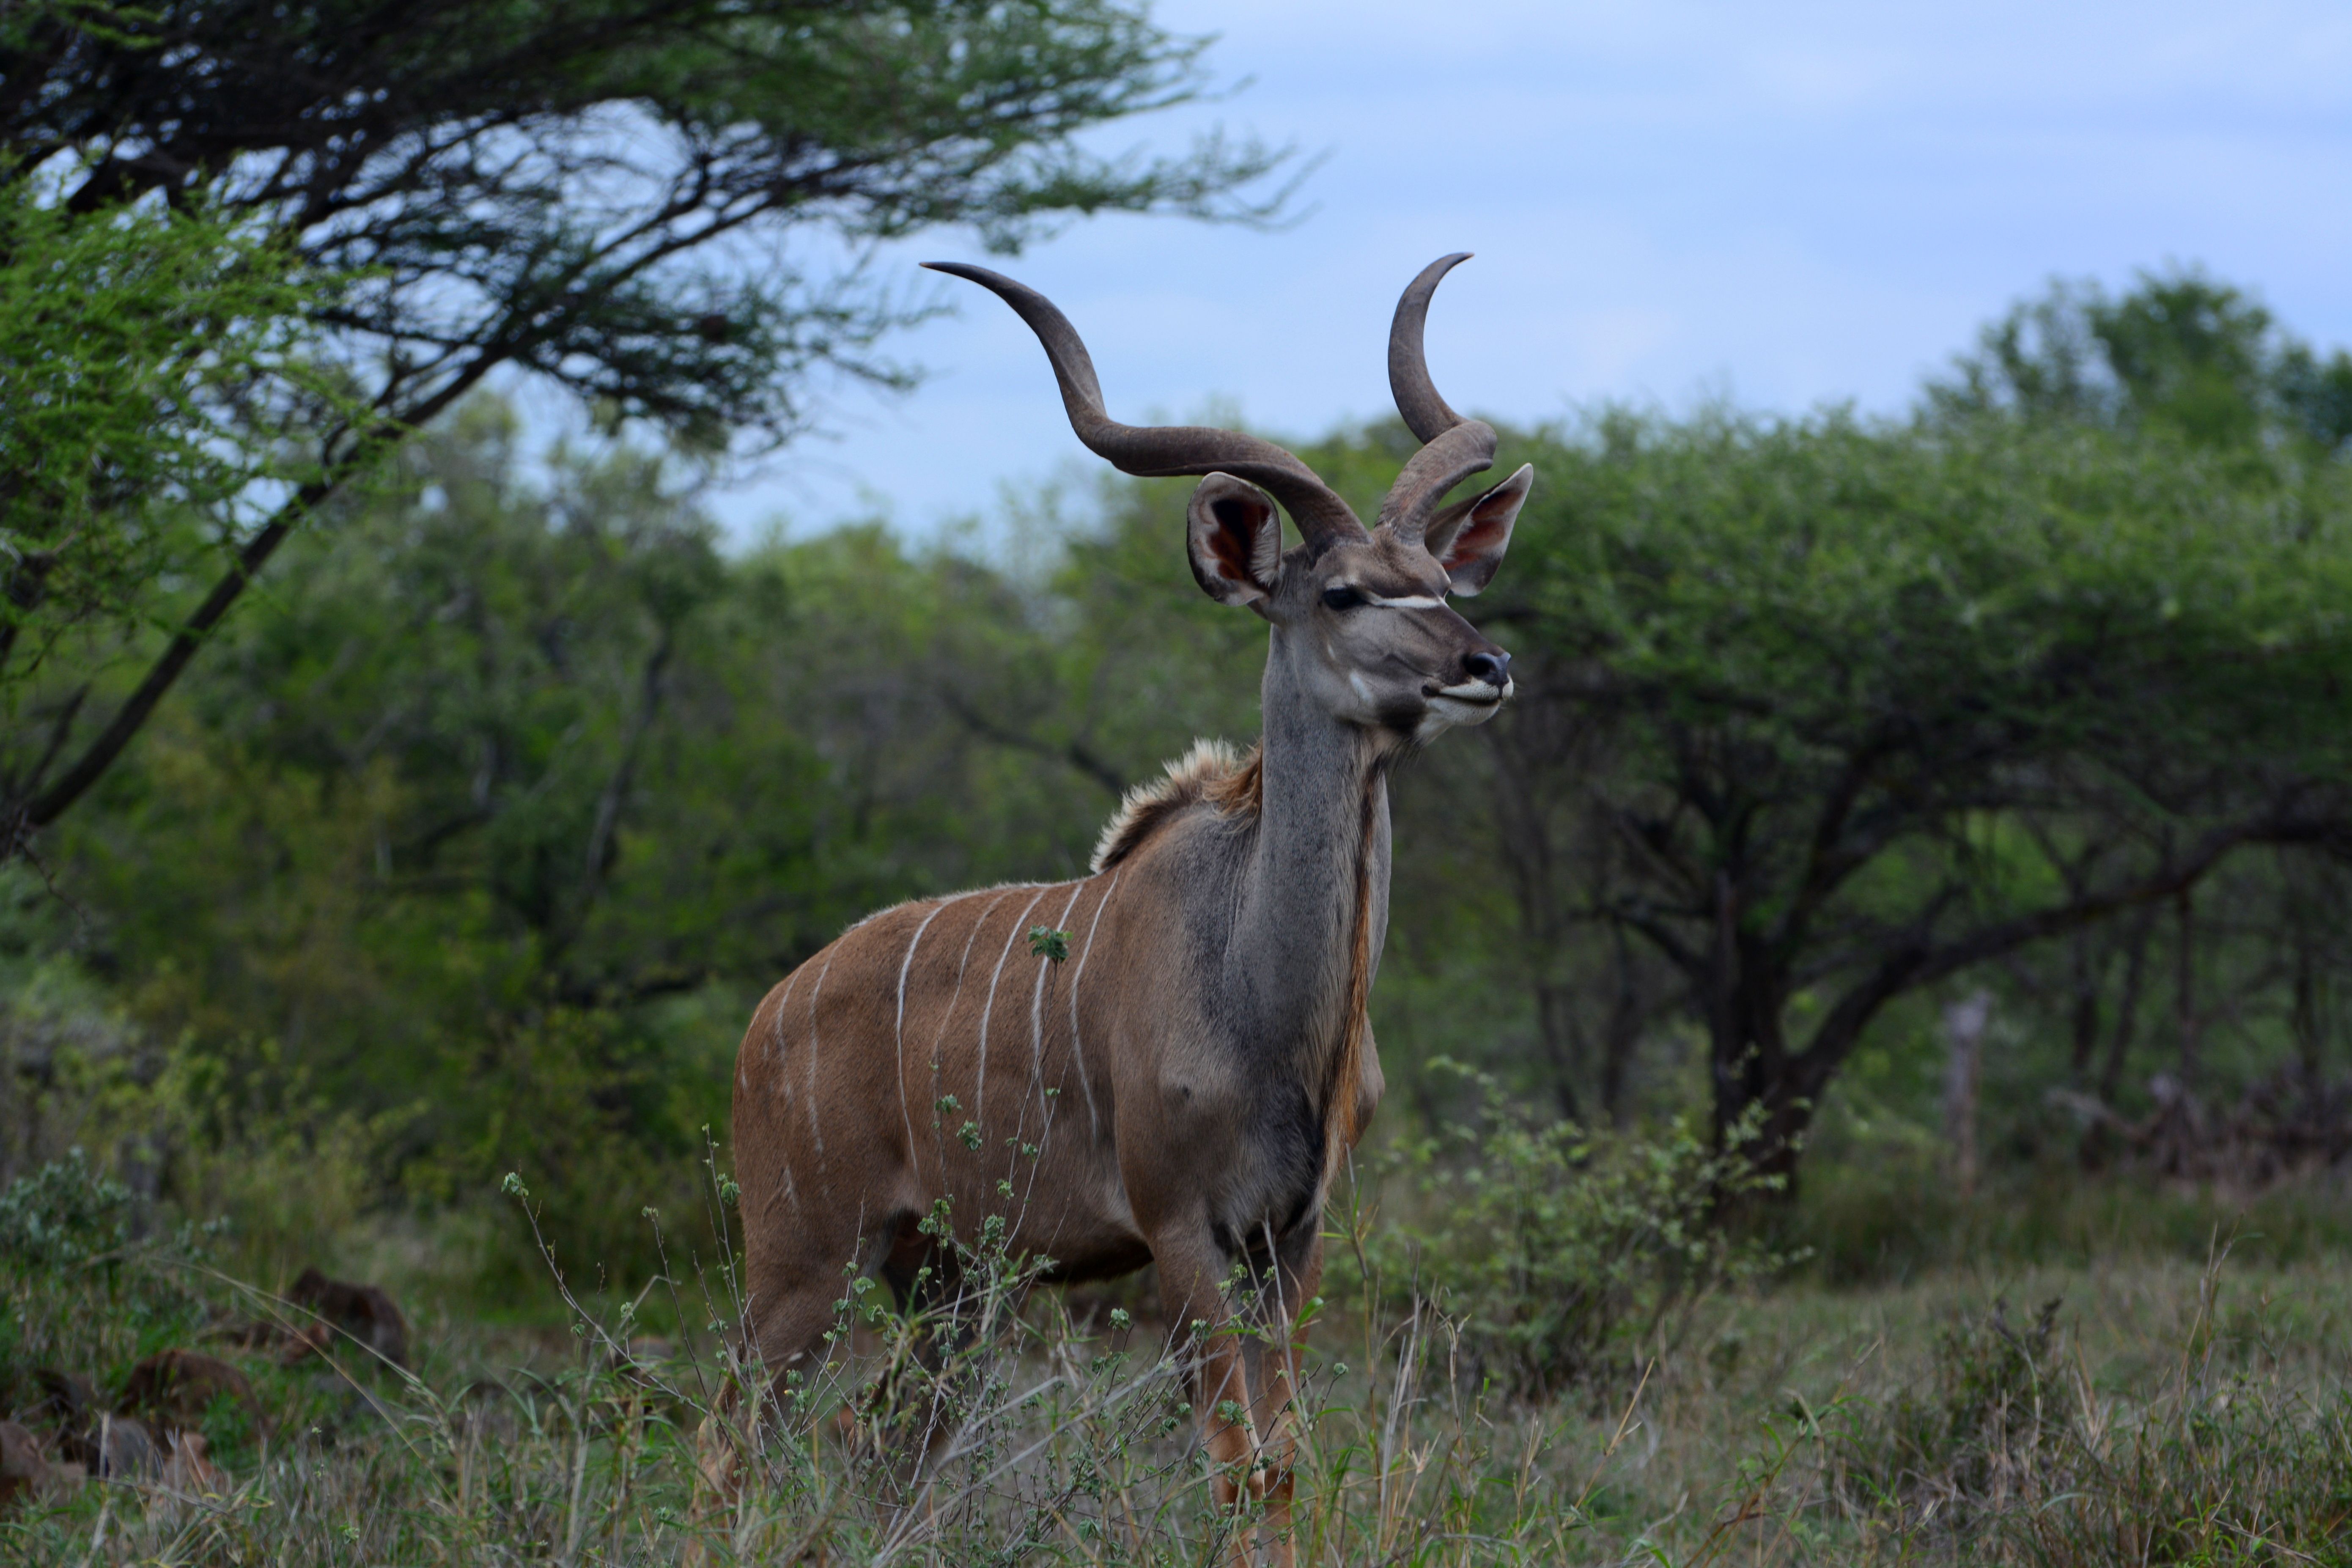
[6, 1159, 2351, 1565]
[4, 1142, 2352, 1568]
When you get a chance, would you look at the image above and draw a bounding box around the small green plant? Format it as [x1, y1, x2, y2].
[1364, 1063, 1799, 1400]
[1027, 926, 1071, 962]
[1838, 1294, 2075, 1520]
[0, 1146, 134, 1268]
[0, 1150, 218, 1419]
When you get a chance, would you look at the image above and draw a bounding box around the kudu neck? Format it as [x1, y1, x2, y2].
[1230, 630, 1396, 1065]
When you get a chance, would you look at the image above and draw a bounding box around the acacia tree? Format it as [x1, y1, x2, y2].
[0, 0, 1285, 851]
[1474, 402, 2352, 1186]
[0, 175, 351, 770]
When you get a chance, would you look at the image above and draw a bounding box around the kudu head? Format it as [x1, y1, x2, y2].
[925, 254, 1530, 743]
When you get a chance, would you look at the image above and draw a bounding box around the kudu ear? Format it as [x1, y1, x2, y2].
[1423, 462, 1531, 598]
[1186, 472, 1284, 609]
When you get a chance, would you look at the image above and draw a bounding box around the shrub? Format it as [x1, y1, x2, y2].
[0, 1151, 214, 1414]
[0, 1146, 134, 1269]
[1361, 1064, 1798, 1400]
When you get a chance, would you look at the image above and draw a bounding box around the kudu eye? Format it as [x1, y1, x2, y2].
[1321, 584, 1365, 612]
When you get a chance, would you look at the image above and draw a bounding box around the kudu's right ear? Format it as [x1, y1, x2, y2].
[1186, 473, 1283, 610]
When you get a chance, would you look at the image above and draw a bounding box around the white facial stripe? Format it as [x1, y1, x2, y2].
[1364, 591, 1447, 610]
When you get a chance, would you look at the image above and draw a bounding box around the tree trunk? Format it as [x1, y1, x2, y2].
[1533, 981, 1586, 1124]
[2174, 887, 2199, 1089]
[2292, 937, 2324, 1093]
[2098, 901, 2157, 1105]
[2067, 928, 2102, 1084]
[1942, 990, 1991, 1202]
[1599, 923, 1641, 1129]
[2086, 901, 2157, 1168]
[1704, 873, 1808, 1195]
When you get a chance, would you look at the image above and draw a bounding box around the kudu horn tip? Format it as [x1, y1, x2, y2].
[1389, 255, 1483, 449]
[921, 260, 1002, 285]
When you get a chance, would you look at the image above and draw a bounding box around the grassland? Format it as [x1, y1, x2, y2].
[7, 1160, 2351, 1567]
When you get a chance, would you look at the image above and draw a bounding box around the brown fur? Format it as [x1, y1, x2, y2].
[717, 258, 1527, 1568]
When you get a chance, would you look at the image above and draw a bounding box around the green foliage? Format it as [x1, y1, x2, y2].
[11, 266, 2352, 1296]
[25, 398, 1253, 1286]
[1365, 1065, 1796, 1401]
[5, 0, 1287, 448]
[1808, 1276, 2352, 1566]
[1791, 1151, 2352, 1285]
[0, 1152, 213, 1414]
[1930, 266, 2352, 455]
[1852, 1296, 2075, 1509]
[2002, 1387, 2352, 1567]
[0, 0, 1290, 853]
[1478, 373, 2352, 1172]
[0, 1145, 133, 1268]
[0, 172, 354, 695]
[8, 1163, 2347, 1565]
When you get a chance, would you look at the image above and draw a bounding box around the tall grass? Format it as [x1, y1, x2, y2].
[7, 1146, 2351, 1565]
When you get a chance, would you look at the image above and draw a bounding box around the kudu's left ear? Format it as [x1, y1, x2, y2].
[1423, 463, 1531, 597]
[1186, 472, 1283, 610]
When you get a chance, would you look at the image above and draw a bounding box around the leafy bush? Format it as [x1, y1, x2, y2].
[1363, 1065, 1798, 1400]
[0, 1146, 134, 1268]
[0, 1151, 214, 1414]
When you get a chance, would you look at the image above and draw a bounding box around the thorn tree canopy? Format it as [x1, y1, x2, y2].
[0, 0, 1288, 851]
[1481, 388, 2352, 1186]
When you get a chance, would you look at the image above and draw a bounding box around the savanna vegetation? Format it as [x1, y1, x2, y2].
[7, 1, 2352, 1561]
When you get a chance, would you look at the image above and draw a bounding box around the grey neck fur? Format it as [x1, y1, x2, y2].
[1220, 624, 1394, 1073]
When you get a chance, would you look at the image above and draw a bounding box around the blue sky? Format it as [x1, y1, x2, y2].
[694, 0, 2352, 541]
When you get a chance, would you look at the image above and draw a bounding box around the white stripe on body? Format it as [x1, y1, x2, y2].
[765, 966, 804, 1214]
[768, 965, 801, 1069]
[804, 948, 834, 1166]
[1007, 884, 1087, 1222]
[1029, 882, 1087, 1090]
[925, 889, 1015, 1172]
[1011, 881, 1089, 1204]
[1065, 870, 1122, 1144]
[894, 895, 964, 1167]
[973, 886, 1050, 1119]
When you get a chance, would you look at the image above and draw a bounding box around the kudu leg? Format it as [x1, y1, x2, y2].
[687, 1278, 847, 1558]
[1249, 1232, 1326, 1568]
[1154, 1230, 1268, 1564]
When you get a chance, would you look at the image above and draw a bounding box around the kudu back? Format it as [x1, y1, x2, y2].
[729, 255, 1531, 1560]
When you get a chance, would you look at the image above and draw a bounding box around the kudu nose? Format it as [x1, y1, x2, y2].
[1465, 648, 1511, 688]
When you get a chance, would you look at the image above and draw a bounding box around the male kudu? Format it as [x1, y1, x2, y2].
[727, 255, 1531, 1561]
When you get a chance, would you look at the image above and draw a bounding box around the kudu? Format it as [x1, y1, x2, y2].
[726, 254, 1531, 1560]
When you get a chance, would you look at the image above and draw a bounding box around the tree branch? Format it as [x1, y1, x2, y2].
[1787, 809, 2337, 1100]
[942, 691, 1127, 799]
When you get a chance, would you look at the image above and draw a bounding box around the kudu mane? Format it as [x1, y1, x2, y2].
[1090, 738, 1264, 873]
